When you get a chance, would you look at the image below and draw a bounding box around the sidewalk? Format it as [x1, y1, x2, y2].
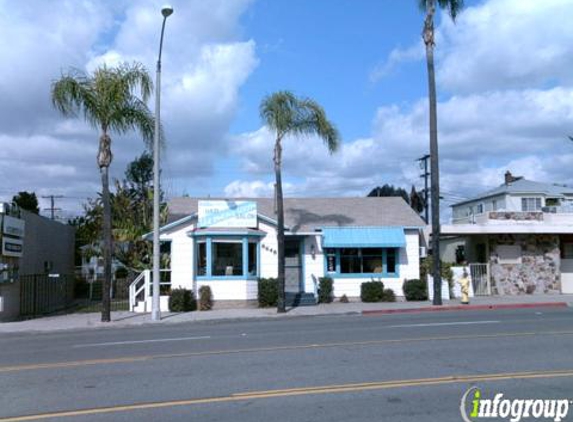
[1, 295, 571, 333]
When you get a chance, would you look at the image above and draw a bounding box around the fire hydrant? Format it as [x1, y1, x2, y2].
[458, 269, 470, 305]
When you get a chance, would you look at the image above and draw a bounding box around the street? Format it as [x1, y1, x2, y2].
[1, 307, 573, 421]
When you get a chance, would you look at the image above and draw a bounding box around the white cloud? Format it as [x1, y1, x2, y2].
[0, 0, 258, 215]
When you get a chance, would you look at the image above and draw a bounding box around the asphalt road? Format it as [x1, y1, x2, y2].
[1, 307, 573, 421]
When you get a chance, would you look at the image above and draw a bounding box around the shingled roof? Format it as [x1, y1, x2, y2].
[167, 197, 425, 233]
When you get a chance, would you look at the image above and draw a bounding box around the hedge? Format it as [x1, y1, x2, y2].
[318, 277, 334, 303]
[169, 288, 197, 312]
[258, 278, 278, 307]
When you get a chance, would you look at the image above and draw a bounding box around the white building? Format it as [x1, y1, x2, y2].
[441, 171, 573, 295]
[133, 197, 425, 310]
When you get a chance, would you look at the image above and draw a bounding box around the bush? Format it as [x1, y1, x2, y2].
[169, 288, 197, 312]
[199, 285, 213, 311]
[361, 281, 385, 302]
[318, 277, 334, 303]
[381, 288, 396, 302]
[403, 279, 428, 301]
[340, 294, 349, 303]
[258, 278, 278, 307]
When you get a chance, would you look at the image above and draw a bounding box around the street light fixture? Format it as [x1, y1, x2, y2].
[152, 4, 173, 321]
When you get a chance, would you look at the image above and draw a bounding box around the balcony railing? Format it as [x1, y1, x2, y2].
[452, 209, 573, 225]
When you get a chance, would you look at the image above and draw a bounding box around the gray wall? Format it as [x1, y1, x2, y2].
[19, 211, 75, 276]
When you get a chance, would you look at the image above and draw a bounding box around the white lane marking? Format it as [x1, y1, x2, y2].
[388, 321, 500, 328]
[74, 336, 212, 348]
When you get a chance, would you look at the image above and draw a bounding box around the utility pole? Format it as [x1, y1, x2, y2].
[42, 195, 63, 220]
[417, 154, 430, 223]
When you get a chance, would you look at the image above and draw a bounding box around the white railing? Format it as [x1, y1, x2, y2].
[129, 270, 150, 311]
[128, 269, 171, 311]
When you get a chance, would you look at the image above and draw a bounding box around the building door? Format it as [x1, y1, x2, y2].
[285, 239, 302, 293]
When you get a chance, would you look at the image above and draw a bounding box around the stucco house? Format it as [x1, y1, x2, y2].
[441, 171, 573, 295]
[131, 197, 425, 310]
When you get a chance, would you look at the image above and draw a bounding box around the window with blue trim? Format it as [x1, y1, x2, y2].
[325, 247, 399, 276]
[196, 237, 259, 279]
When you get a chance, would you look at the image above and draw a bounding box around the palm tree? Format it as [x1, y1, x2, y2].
[418, 0, 464, 305]
[260, 91, 340, 313]
[52, 63, 155, 322]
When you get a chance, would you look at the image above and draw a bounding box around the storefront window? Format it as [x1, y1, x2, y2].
[386, 249, 396, 274]
[328, 247, 398, 276]
[196, 237, 260, 278]
[197, 242, 207, 276]
[212, 242, 243, 276]
[248, 242, 257, 276]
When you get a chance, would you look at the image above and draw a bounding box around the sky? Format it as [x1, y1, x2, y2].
[1, 0, 572, 222]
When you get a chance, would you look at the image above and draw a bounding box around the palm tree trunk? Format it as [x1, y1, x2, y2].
[274, 138, 286, 313]
[423, 0, 442, 305]
[98, 132, 113, 322]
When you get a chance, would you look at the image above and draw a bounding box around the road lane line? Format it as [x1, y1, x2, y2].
[2, 330, 573, 374]
[2, 369, 573, 421]
[73, 335, 212, 348]
[388, 320, 500, 328]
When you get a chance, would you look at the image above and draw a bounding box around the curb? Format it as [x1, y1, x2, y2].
[362, 302, 569, 316]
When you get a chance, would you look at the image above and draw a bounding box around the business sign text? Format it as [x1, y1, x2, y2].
[198, 201, 257, 228]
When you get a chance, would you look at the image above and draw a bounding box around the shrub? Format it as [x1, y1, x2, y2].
[318, 277, 334, 303]
[199, 285, 213, 311]
[340, 294, 349, 303]
[258, 278, 278, 307]
[381, 288, 396, 302]
[169, 288, 197, 312]
[403, 279, 428, 301]
[361, 281, 385, 302]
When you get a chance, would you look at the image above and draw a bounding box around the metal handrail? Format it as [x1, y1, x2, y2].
[129, 269, 171, 311]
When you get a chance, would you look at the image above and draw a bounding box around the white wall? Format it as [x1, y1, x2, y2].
[160, 221, 195, 291]
[258, 220, 278, 279]
[303, 235, 324, 294]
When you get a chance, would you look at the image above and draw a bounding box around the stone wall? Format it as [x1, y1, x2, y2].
[489, 234, 560, 295]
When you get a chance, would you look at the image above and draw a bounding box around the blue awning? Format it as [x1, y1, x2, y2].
[322, 227, 406, 248]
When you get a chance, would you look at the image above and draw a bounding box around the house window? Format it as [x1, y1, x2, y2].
[476, 203, 484, 214]
[492, 200, 498, 211]
[325, 248, 398, 277]
[212, 242, 243, 276]
[521, 197, 542, 211]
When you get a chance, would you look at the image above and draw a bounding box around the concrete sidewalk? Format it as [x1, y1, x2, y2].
[1, 294, 572, 333]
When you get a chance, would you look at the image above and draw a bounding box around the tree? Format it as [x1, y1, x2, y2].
[52, 62, 155, 322]
[409, 185, 425, 214]
[368, 184, 409, 203]
[12, 191, 39, 214]
[418, 0, 464, 305]
[260, 91, 340, 313]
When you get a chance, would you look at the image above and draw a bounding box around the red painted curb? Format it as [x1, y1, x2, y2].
[362, 302, 569, 316]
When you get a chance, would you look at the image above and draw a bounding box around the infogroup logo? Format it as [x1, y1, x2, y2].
[460, 387, 571, 422]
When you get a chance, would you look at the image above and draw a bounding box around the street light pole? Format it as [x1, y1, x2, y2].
[152, 5, 173, 321]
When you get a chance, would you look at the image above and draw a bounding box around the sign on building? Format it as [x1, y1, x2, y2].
[3, 215, 25, 238]
[198, 200, 257, 228]
[2, 238, 23, 258]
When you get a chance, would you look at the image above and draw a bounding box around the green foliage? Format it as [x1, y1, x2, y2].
[403, 279, 428, 301]
[260, 91, 340, 153]
[169, 288, 196, 312]
[12, 191, 39, 214]
[199, 285, 213, 311]
[361, 281, 385, 302]
[318, 277, 334, 304]
[420, 256, 453, 283]
[339, 294, 349, 303]
[368, 184, 409, 203]
[417, 0, 465, 21]
[382, 288, 397, 302]
[257, 278, 278, 307]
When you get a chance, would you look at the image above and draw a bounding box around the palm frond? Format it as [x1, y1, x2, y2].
[294, 98, 340, 154]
